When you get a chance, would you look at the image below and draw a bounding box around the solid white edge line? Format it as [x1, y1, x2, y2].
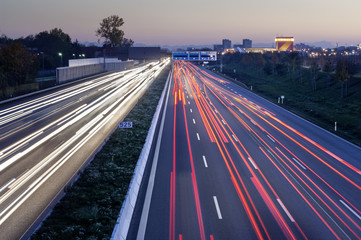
[340, 200, 361, 220]
[277, 199, 295, 222]
[136, 67, 172, 240]
[213, 196, 222, 219]
[248, 157, 258, 170]
[202, 155, 208, 168]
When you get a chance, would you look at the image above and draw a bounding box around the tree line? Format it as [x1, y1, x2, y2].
[0, 15, 132, 97]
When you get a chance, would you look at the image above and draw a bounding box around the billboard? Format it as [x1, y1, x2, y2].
[172, 51, 217, 61]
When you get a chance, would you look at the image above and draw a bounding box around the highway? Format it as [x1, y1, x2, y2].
[0, 59, 169, 240]
[133, 61, 361, 240]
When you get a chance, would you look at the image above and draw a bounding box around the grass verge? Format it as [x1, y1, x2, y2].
[31, 65, 170, 240]
[218, 65, 361, 147]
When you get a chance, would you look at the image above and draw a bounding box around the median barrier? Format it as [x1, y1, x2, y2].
[110, 67, 172, 240]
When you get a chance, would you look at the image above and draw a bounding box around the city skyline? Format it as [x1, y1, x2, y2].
[1, 0, 360, 46]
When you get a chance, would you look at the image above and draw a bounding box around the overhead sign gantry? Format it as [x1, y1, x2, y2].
[172, 51, 217, 61]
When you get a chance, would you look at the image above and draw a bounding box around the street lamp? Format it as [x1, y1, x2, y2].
[40, 52, 44, 73]
[58, 52, 63, 67]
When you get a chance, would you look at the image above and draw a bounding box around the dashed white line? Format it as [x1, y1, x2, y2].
[188, 101, 190, 105]
[213, 196, 223, 219]
[267, 135, 275, 142]
[202, 155, 208, 168]
[221, 119, 226, 125]
[267, 149, 276, 159]
[190, 109, 193, 113]
[248, 157, 258, 170]
[251, 120, 257, 125]
[277, 199, 295, 222]
[292, 158, 306, 170]
[340, 200, 361, 220]
[232, 134, 238, 142]
[197, 133, 200, 141]
[187, 95, 189, 99]
[193, 119, 196, 124]
[215, 110, 218, 113]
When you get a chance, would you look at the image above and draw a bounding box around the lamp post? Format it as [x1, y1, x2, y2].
[40, 52, 44, 73]
[58, 52, 63, 67]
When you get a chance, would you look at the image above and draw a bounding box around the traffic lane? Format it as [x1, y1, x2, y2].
[199, 70, 361, 207]
[210, 86, 361, 216]
[203, 68, 361, 170]
[180, 68, 293, 239]
[179, 74, 261, 239]
[184, 100, 261, 239]
[197, 70, 360, 238]
[0, 99, 131, 239]
[0, 71, 143, 173]
[0, 72, 127, 146]
[143, 80, 175, 239]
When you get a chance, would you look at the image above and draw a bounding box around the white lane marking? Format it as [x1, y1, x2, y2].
[251, 120, 257, 125]
[215, 109, 218, 113]
[202, 155, 208, 168]
[267, 135, 275, 142]
[188, 101, 190, 105]
[232, 134, 238, 142]
[197, 133, 200, 141]
[248, 157, 258, 170]
[0, 179, 16, 192]
[277, 199, 295, 222]
[213, 196, 223, 219]
[292, 158, 306, 170]
[221, 120, 226, 125]
[190, 109, 193, 113]
[340, 200, 361, 220]
[193, 119, 196, 124]
[267, 149, 276, 159]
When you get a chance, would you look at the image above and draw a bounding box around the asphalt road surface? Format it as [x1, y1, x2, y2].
[0, 59, 169, 240]
[133, 61, 361, 240]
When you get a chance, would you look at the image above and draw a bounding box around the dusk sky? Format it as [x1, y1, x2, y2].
[1, 0, 360, 46]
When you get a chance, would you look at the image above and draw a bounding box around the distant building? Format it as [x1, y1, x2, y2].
[222, 39, 232, 50]
[243, 39, 252, 48]
[116, 47, 161, 61]
[129, 47, 161, 60]
[275, 37, 294, 51]
[213, 44, 223, 52]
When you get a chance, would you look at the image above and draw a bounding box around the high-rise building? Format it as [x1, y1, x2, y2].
[275, 37, 294, 51]
[243, 39, 252, 48]
[222, 39, 232, 50]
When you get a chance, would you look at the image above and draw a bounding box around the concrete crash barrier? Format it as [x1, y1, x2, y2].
[56, 60, 138, 84]
[110, 68, 172, 240]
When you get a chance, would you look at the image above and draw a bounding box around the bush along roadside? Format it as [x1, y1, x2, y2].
[31, 64, 171, 240]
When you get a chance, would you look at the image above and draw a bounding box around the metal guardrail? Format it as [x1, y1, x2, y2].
[110, 67, 172, 240]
